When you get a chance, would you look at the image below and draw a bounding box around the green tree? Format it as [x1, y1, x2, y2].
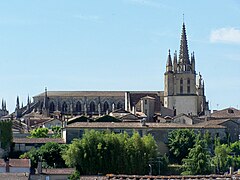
[51, 126, 61, 138]
[182, 135, 212, 175]
[0, 120, 12, 153]
[230, 141, 240, 156]
[29, 127, 49, 138]
[63, 130, 158, 175]
[168, 129, 196, 164]
[20, 142, 67, 168]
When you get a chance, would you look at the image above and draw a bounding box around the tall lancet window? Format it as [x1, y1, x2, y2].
[187, 78, 191, 94]
[90, 101, 95, 113]
[76, 101, 81, 113]
[180, 78, 183, 94]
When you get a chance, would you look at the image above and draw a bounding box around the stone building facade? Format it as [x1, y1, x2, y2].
[12, 22, 209, 120]
[164, 23, 209, 116]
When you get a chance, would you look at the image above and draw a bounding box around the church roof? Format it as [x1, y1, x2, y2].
[35, 91, 126, 97]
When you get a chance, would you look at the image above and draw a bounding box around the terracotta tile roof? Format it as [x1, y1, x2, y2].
[0, 159, 5, 166]
[210, 107, 240, 119]
[0, 159, 30, 168]
[66, 122, 225, 129]
[9, 159, 31, 168]
[13, 138, 65, 144]
[196, 119, 236, 127]
[41, 168, 75, 175]
[35, 91, 126, 97]
[0, 173, 29, 180]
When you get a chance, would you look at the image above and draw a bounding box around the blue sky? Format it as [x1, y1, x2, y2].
[0, 0, 240, 112]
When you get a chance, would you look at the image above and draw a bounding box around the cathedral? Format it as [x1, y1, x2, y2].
[11, 23, 209, 121]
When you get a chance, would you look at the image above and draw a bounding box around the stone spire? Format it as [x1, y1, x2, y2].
[16, 96, 20, 110]
[166, 49, 173, 72]
[179, 23, 190, 69]
[173, 50, 178, 72]
[191, 51, 195, 73]
[1, 99, 4, 110]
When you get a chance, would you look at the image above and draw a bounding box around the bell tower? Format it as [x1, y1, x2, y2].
[164, 22, 208, 116]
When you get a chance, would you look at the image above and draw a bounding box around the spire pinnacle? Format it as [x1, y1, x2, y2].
[16, 96, 20, 110]
[178, 20, 192, 73]
[166, 49, 173, 72]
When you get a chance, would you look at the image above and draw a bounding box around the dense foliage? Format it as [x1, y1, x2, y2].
[63, 130, 158, 175]
[0, 120, 12, 151]
[29, 127, 49, 138]
[20, 142, 67, 168]
[182, 135, 212, 175]
[168, 129, 196, 164]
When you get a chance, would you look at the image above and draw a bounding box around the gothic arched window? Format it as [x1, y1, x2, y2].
[187, 78, 191, 94]
[89, 102, 95, 113]
[49, 102, 55, 113]
[62, 102, 68, 114]
[180, 78, 183, 94]
[103, 101, 109, 113]
[76, 101, 81, 112]
[117, 102, 123, 109]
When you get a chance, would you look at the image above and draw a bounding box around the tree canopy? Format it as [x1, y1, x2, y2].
[29, 127, 49, 138]
[168, 129, 196, 164]
[63, 130, 158, 175]
[20, 142, 67, 168]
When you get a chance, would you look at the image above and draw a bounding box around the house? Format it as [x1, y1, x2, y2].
[62, 121, 226, 154]
[13, 138, 65, 152]
[0, 159, 31, 173]
[172, 113, 194, 125]
[197, 119, 240, 142]
[201, 107, 240, 120]
[30, 168, 75, 180]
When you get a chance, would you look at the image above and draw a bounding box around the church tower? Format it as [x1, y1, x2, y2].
[164, 23, 209, 116]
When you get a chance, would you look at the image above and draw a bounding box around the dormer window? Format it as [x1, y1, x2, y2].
[227, 109, 234, 114]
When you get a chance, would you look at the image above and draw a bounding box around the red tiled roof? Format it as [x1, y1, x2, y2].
[13, 138, 65, 144]
[210, 108, 240, 119]
[0, 173, 29, 180]
[9, 159, 31, 168]
[41, 168, 75, 175]
[66, 122, 225, 129]
[0, 159, 30, 168]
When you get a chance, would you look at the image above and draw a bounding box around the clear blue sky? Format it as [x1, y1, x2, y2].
[0, 0, 240, 112]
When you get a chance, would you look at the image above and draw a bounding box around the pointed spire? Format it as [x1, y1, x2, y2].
[2, 99, 4, 110]
[174, 50, 177, 72]
[191, 51, 195, 73]
[16, 96, 20, 110]
[166, 49, 173, 72]
[179, 22, 190, 66]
